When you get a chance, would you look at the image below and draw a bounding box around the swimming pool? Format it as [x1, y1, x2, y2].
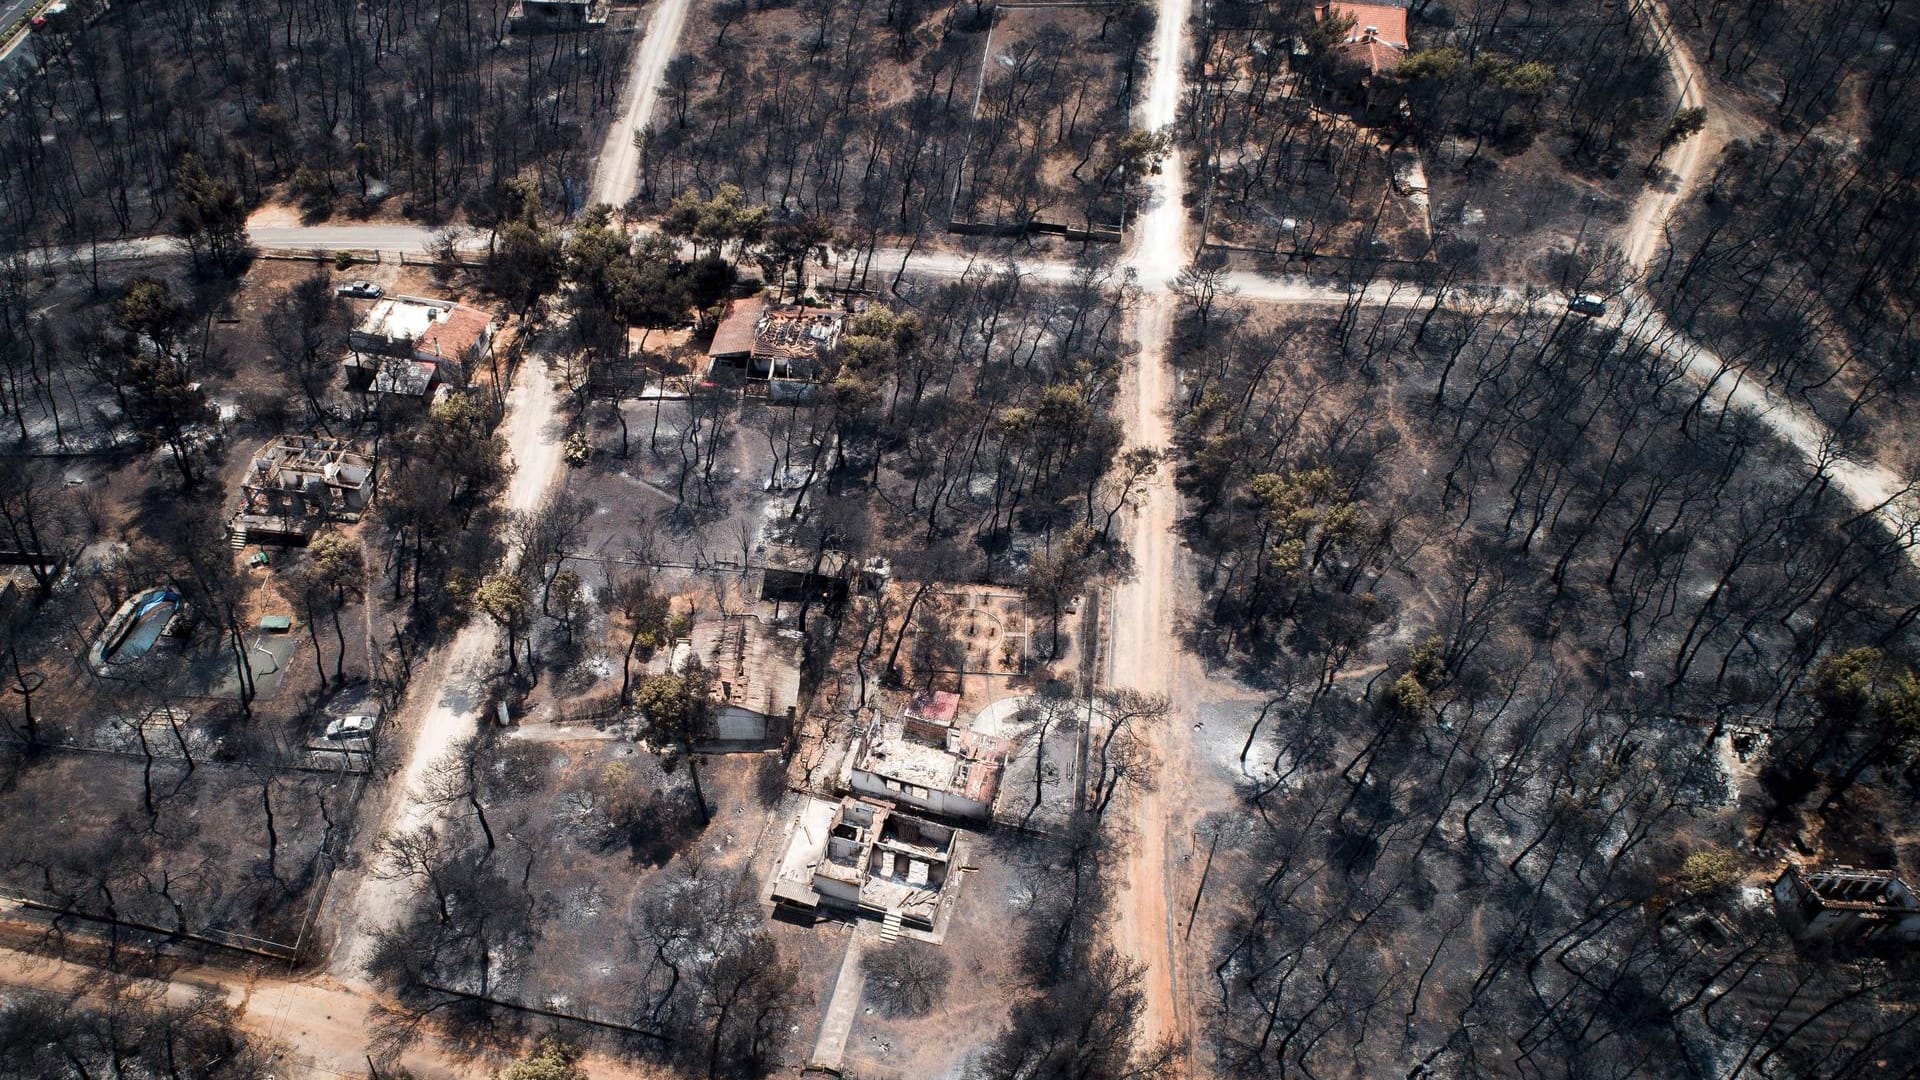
[102, 589, 181, 664]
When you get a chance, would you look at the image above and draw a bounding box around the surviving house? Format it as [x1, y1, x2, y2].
[507, 0, 607, 32]
[772, 795, 958, 931]
[843, 712, 1013, 821]
[706, 298, 845, 399]
[1773, 865, 1920, 945]
[675, 614, 802, 745]
[346, 295, 495, 396]
[1315, 2, 1410, 118]
[229, 436, 373, 546]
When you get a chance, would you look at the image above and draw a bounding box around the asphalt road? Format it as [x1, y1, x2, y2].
[0, 0, 44, 74]
[0, 0, 37, 38]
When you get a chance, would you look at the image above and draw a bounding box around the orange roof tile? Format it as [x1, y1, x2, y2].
[416, 305, 493, 362]
[1318, 2, 1409, 48]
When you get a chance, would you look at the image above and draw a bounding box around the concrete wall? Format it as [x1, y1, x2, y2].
[711, 705, 770, 743]
[848, 768, 989, 821]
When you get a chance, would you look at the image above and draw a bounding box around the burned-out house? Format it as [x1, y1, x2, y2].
[772, 795, 959, 932]
[229, 436, 373, 546]
[705, 298, 845, 400]
[507, 0, 606, 33]
[1774, 865, 1920, 945]
[843, 712, 1013, 821]
[761, 542, 852, 608]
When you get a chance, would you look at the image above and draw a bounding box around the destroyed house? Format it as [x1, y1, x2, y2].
[760, 544, 851, 606]
[772, 796, 957, 930]
[231, 437, 372, 546]
[707, 298, 844, 395]
[1774, 866, 1920, 944]
[845, 714, 1012, 821]
[508, 0, 607, 32]
[676, 614, 802, 744]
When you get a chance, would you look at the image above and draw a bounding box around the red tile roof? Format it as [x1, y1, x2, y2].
[1319, 3, 1410, 76]
[1318, 2, 1408, 48]
[416, 305, 493, 362]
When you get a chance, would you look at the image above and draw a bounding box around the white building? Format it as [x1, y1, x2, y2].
[1774, 865, 1920, 944]
[347, 295, 496, 395]
[771, 796, 958, 930]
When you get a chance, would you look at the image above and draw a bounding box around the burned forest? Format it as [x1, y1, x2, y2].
[1, 0, 1918, 1078]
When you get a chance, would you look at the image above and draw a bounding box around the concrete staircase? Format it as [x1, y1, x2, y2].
[879, 910, 903, 944]
[227, 524, 249, 550]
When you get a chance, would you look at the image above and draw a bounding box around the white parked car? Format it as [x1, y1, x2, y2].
[323, 713, 380, 740]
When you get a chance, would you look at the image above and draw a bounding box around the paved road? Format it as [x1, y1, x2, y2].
[0, 0, 45, 76]
[0, 0, 39, 43]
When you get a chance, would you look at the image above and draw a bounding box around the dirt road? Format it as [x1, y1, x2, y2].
[1107, 0, 1195, 1069]
[1611, 1, 1920, 560]
[327, 340, 567, 980]
[1620, 0, 1719, 273]
[326, 0, 689, 983]
[588, 0, 692, 209]
[0, 937, 665, 1079]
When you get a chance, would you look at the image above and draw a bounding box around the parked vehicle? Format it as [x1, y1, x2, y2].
[337, 280, 382, 299]
[1568, 294, 1608, 317]
[323, 713, 379, 740]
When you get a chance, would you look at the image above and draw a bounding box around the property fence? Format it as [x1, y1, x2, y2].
[946, 1, 1131, 246]
[0, 887, 303, 962]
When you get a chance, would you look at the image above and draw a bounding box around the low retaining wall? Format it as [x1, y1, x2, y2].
[947, 218, 1124, 244]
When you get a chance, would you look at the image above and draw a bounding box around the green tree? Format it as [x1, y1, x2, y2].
[489, 220, 565, 319]
[117, 278, 184, 357]
[611, 575, 671, 705]
[1393, 47, 1465, 136]
[636, 669, 711, 825]
[549, 568, 585, 648]
[1396, 47, 1465, 82]
[1647, 106, 1709, 174]
[307, 533, 364, 684]
[842, 304, 921, 420]
[476, 572, 532, 676]
[565, 205, 633, 345]
[500, 1038, 588, 1080]
[1786, 647, 1920, 810]
[1675, 848, 1739, 895]
[618, 234, 695, 347]
[662, 183, 768, 259]
[756, 214, 835, 301]
[1026, 524, 1096, 658]
[115, 304, 209, 488]
[172, 154, 251, 276]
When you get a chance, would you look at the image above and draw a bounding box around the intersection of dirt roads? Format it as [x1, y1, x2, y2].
[5, 0, 1915, 1077]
